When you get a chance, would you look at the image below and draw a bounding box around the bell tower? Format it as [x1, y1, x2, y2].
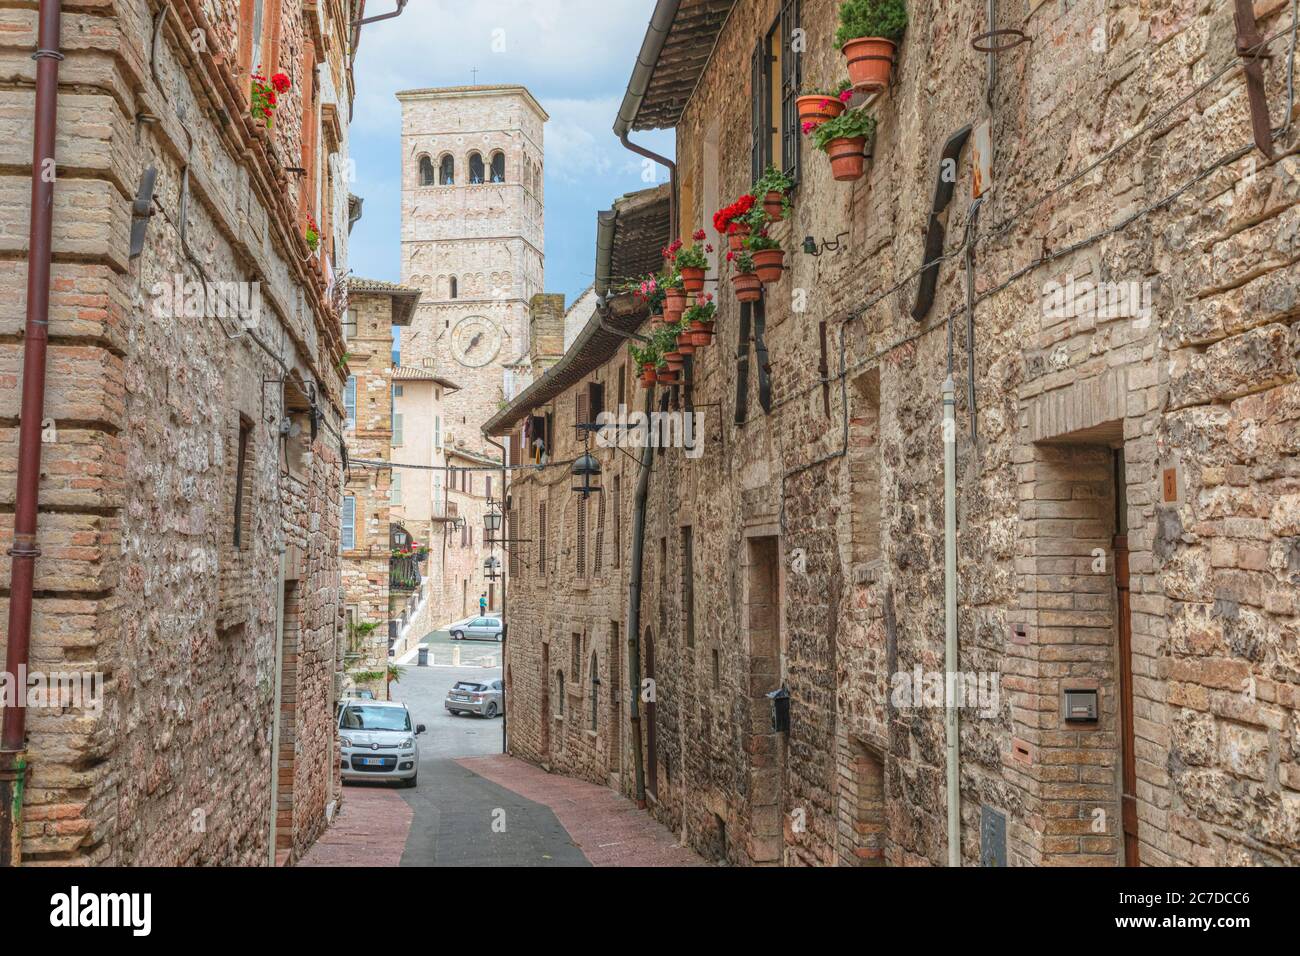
[397, 84, 547, 454]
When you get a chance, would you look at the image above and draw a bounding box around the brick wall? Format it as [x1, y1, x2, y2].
[0, 0, 351, 864]
[500, 0, 1300, 867]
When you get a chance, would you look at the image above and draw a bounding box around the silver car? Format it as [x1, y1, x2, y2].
[339, 699, 425, 788]
[445, 678, 504, 718]
[448, 616, 503, 642]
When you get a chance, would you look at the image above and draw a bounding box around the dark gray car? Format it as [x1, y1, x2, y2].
[445, 678, 504, 718]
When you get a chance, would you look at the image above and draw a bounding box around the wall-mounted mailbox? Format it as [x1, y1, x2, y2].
[1064, 689, 1099, 722]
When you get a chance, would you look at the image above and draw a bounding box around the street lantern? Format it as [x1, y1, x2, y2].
[483, 508, 502, 534]
[571, 451, 601, 500]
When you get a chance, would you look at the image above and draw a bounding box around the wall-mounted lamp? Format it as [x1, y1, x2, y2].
[571, 452, 602, 500]
[801, 232, 849, 257]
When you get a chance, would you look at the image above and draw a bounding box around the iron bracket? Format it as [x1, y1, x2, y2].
[1234, 0, 1275, 159]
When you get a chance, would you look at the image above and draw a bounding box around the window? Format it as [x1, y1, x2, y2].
[390, 472, 402, 504]
[617, 363, 626, 412]
[508, 509, 519, 577]
[589, 651, 599, 731]
[752, 3, 802, 187]
[393, 412, 404, 446]
[439, 154, 454, 185]
[435, 416, 442, 448]
[449, 276, 458, 299]
[343, 308, 357, 342]
[233, 418, 252, 549]
[468, 152, 485, 184]
[419, 155, 435, 186]
[341, 496, 355, 550]
[779, 0, 802, 184]
[394, 384, 403, 397]
[556, 671, 565, 717]
[572, 634, 582, 675]
[344, 375, 356, 427]
[486, 476, 492, 499]
[490, 151, 505, 183]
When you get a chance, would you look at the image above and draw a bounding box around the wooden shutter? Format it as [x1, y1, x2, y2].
[575, 389, 589, 441]
[538, 503, 547, 571]
[594, 491, 605, 574]
[751, 37, 766, 184]
[577, 497, 587, 576]
[780, 0, 802, 184]
[508, 429, 522, 469]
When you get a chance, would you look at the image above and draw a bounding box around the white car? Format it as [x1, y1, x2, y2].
[338, 699, 425, 788]
[448, 615, 503, 642]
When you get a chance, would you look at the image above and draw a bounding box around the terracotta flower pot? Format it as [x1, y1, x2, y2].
[753, 248, 786, 284]
[676, 333, 695, 355]
[664, 288, 686, 323]
[727, 222, 750, 251]
[690, 320, 714, 347]
[640, 372, 656, 389]
[826, 137, 868, 181]
[796, 94, 846, 131]
[732, 271, 762, 303]
[763, 190, 785, 222]
[680, 266, 706, 293]
[842, 37, 896, 93]
[656, 368, 679, 385]
[664, 350, 684, 371]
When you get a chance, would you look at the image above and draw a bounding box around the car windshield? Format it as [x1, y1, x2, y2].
[340, 706, 411, 731]
[453, 682, 485, 692]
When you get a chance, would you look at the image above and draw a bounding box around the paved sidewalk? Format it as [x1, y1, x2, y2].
[298, 785, 414, 867]
[457, 755, 708, 866]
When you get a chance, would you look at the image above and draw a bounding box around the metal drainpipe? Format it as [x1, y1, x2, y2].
[613, 0, 682, 242]
[1, 0, 62, 868]
[943, 375, 960, 867]
[484, 434, 508, 754]
[625, 387, 664, 807]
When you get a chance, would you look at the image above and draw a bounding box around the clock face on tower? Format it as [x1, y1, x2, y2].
[450, 316, 502, 368]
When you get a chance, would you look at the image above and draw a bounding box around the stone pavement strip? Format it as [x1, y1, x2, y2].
[298, 784, 414, 867]
[457, 755, 708, 866]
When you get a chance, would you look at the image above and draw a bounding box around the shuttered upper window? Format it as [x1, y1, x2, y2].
[752, 1, 802, 187]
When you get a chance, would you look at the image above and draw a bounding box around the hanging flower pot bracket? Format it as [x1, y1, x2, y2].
[1232, 0, 1276, 159]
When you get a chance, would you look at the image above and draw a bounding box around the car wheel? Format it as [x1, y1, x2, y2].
[484, 702, 498, 719]
[403, 774, 418, 789]
[451, 630, 464, 640]
[494, 632, 503, 642]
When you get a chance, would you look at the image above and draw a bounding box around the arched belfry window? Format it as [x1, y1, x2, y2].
[449, 276, 458, 299]
[439, 154, 455, 185]
[490, 151, 505, 183]
[418, 155, 434, 186]
[468, 151, 485, 185]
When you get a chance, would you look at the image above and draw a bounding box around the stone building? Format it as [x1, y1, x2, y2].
[341, 279, 419, 693]
[488, 0, 1300, 867]
[0, 0, 358, 864]
[397, 84, 549, 459]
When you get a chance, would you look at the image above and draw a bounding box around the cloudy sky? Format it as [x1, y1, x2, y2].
[347, 0, 676, 304]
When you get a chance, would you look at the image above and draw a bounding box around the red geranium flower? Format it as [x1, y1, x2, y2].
[271, 72, 291, 94]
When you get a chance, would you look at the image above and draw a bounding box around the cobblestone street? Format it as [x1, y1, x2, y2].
[299, 664, 703, 867]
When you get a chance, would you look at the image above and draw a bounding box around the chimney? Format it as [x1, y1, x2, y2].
[528, 292, 566, 374]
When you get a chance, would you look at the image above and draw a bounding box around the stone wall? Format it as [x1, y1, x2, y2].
[0, 0, 351, 864]
[499, 0, 1300, 866]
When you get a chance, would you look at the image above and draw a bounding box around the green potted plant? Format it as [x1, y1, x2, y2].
[754, 165, 795, 221]
[666, 230, 713, 292]
[629, 341, 659, 388]
[304, 214, 320, 252]
[662, 267, 686, 323]
[741, 205, 786, 283]
[812, 107, 877, 181]
[797, 81, 853, 130]
[836, 0, 908, 93]
[727, 249, 761, 302]
[684, 294, 718, 347]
